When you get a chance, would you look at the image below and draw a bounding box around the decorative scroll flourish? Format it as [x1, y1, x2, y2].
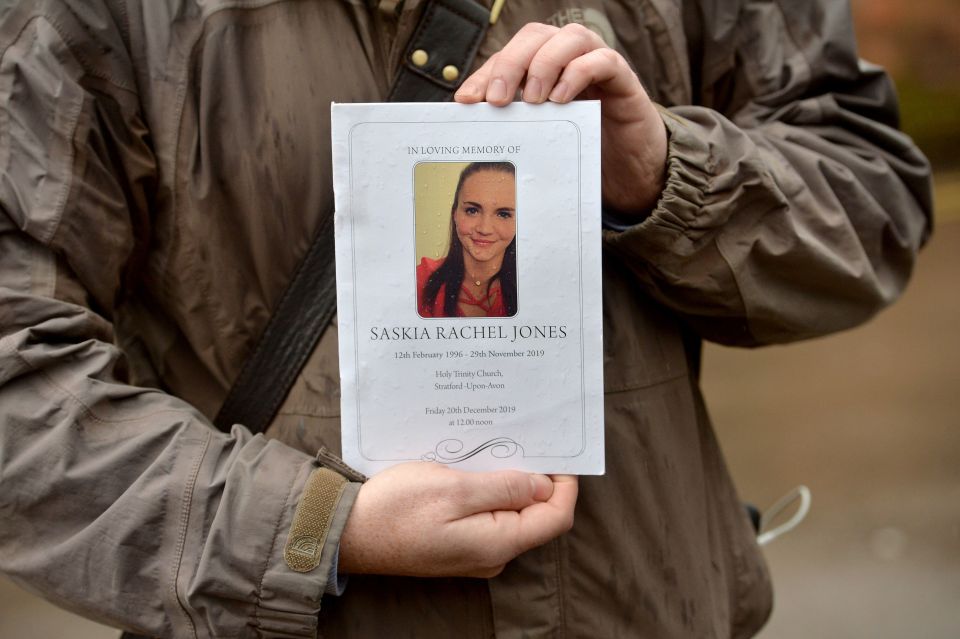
[421, 437, 524, 464]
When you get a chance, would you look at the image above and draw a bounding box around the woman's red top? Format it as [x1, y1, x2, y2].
[416, 257, 508, 317]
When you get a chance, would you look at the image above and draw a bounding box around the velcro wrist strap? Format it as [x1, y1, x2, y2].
[283, 467, 349, 572]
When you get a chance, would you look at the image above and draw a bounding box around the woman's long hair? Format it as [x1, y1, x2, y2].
[422, 162, 517, 317]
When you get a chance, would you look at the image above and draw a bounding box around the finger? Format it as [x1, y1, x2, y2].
[460, 475, 578, 555]
[511, 475, 579, 550]
[524, 23, 607, 103]
[456, 23, 560, 106]
[453, 470, 555, 516]
[548, 48, 641, 104]
[447, 475, 577, 571]
[483, 23, 560, 105]
[455, 53, 498, 103]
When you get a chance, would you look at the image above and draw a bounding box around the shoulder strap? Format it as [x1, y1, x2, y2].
[212, 220, 338, 432]
[212, 0, 490, 434]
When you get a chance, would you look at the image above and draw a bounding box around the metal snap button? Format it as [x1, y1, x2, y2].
[442, 65, 459, 82]
[411, 49, 429, 67]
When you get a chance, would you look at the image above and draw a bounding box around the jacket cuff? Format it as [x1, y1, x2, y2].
[644, 107, 712, 230]
[603, 105, 717, 266]
[251, 459, 360, 637]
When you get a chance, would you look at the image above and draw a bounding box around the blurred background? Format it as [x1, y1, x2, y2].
[1, 1, 958, 637]
[709, 1, 960, 636]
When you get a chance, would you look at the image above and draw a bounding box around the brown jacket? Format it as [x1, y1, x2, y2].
[0, 0, 931, 637]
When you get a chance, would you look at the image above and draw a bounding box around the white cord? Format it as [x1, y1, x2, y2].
[757, 485, 812, 546]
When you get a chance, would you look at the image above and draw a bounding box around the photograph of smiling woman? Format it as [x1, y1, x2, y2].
[418, 162, 518, 318]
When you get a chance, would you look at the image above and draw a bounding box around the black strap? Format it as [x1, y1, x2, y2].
[212, 215, 338, 433]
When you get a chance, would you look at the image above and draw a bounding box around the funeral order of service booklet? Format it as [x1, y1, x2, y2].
[332, 101, 604, 475]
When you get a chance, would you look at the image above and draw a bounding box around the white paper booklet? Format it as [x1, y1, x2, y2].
[331, 101, 604, 475]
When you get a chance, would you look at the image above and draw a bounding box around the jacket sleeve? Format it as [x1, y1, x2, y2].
[603, 0, 933, 346]
[0, 2, 357, 637]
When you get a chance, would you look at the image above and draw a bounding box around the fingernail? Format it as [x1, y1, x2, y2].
[548, 80, 569, 103]
[455, 82, 480, 101]
[523, 76, 543, 103]
[488, 77, 508, 103]
[529, 474, 554, 501]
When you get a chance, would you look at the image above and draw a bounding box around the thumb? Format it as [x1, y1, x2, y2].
[454, 470, 555, 516]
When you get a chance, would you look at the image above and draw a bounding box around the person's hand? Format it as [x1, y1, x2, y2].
[455, 23, 668, 217]
[338, 462, 578, 578]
